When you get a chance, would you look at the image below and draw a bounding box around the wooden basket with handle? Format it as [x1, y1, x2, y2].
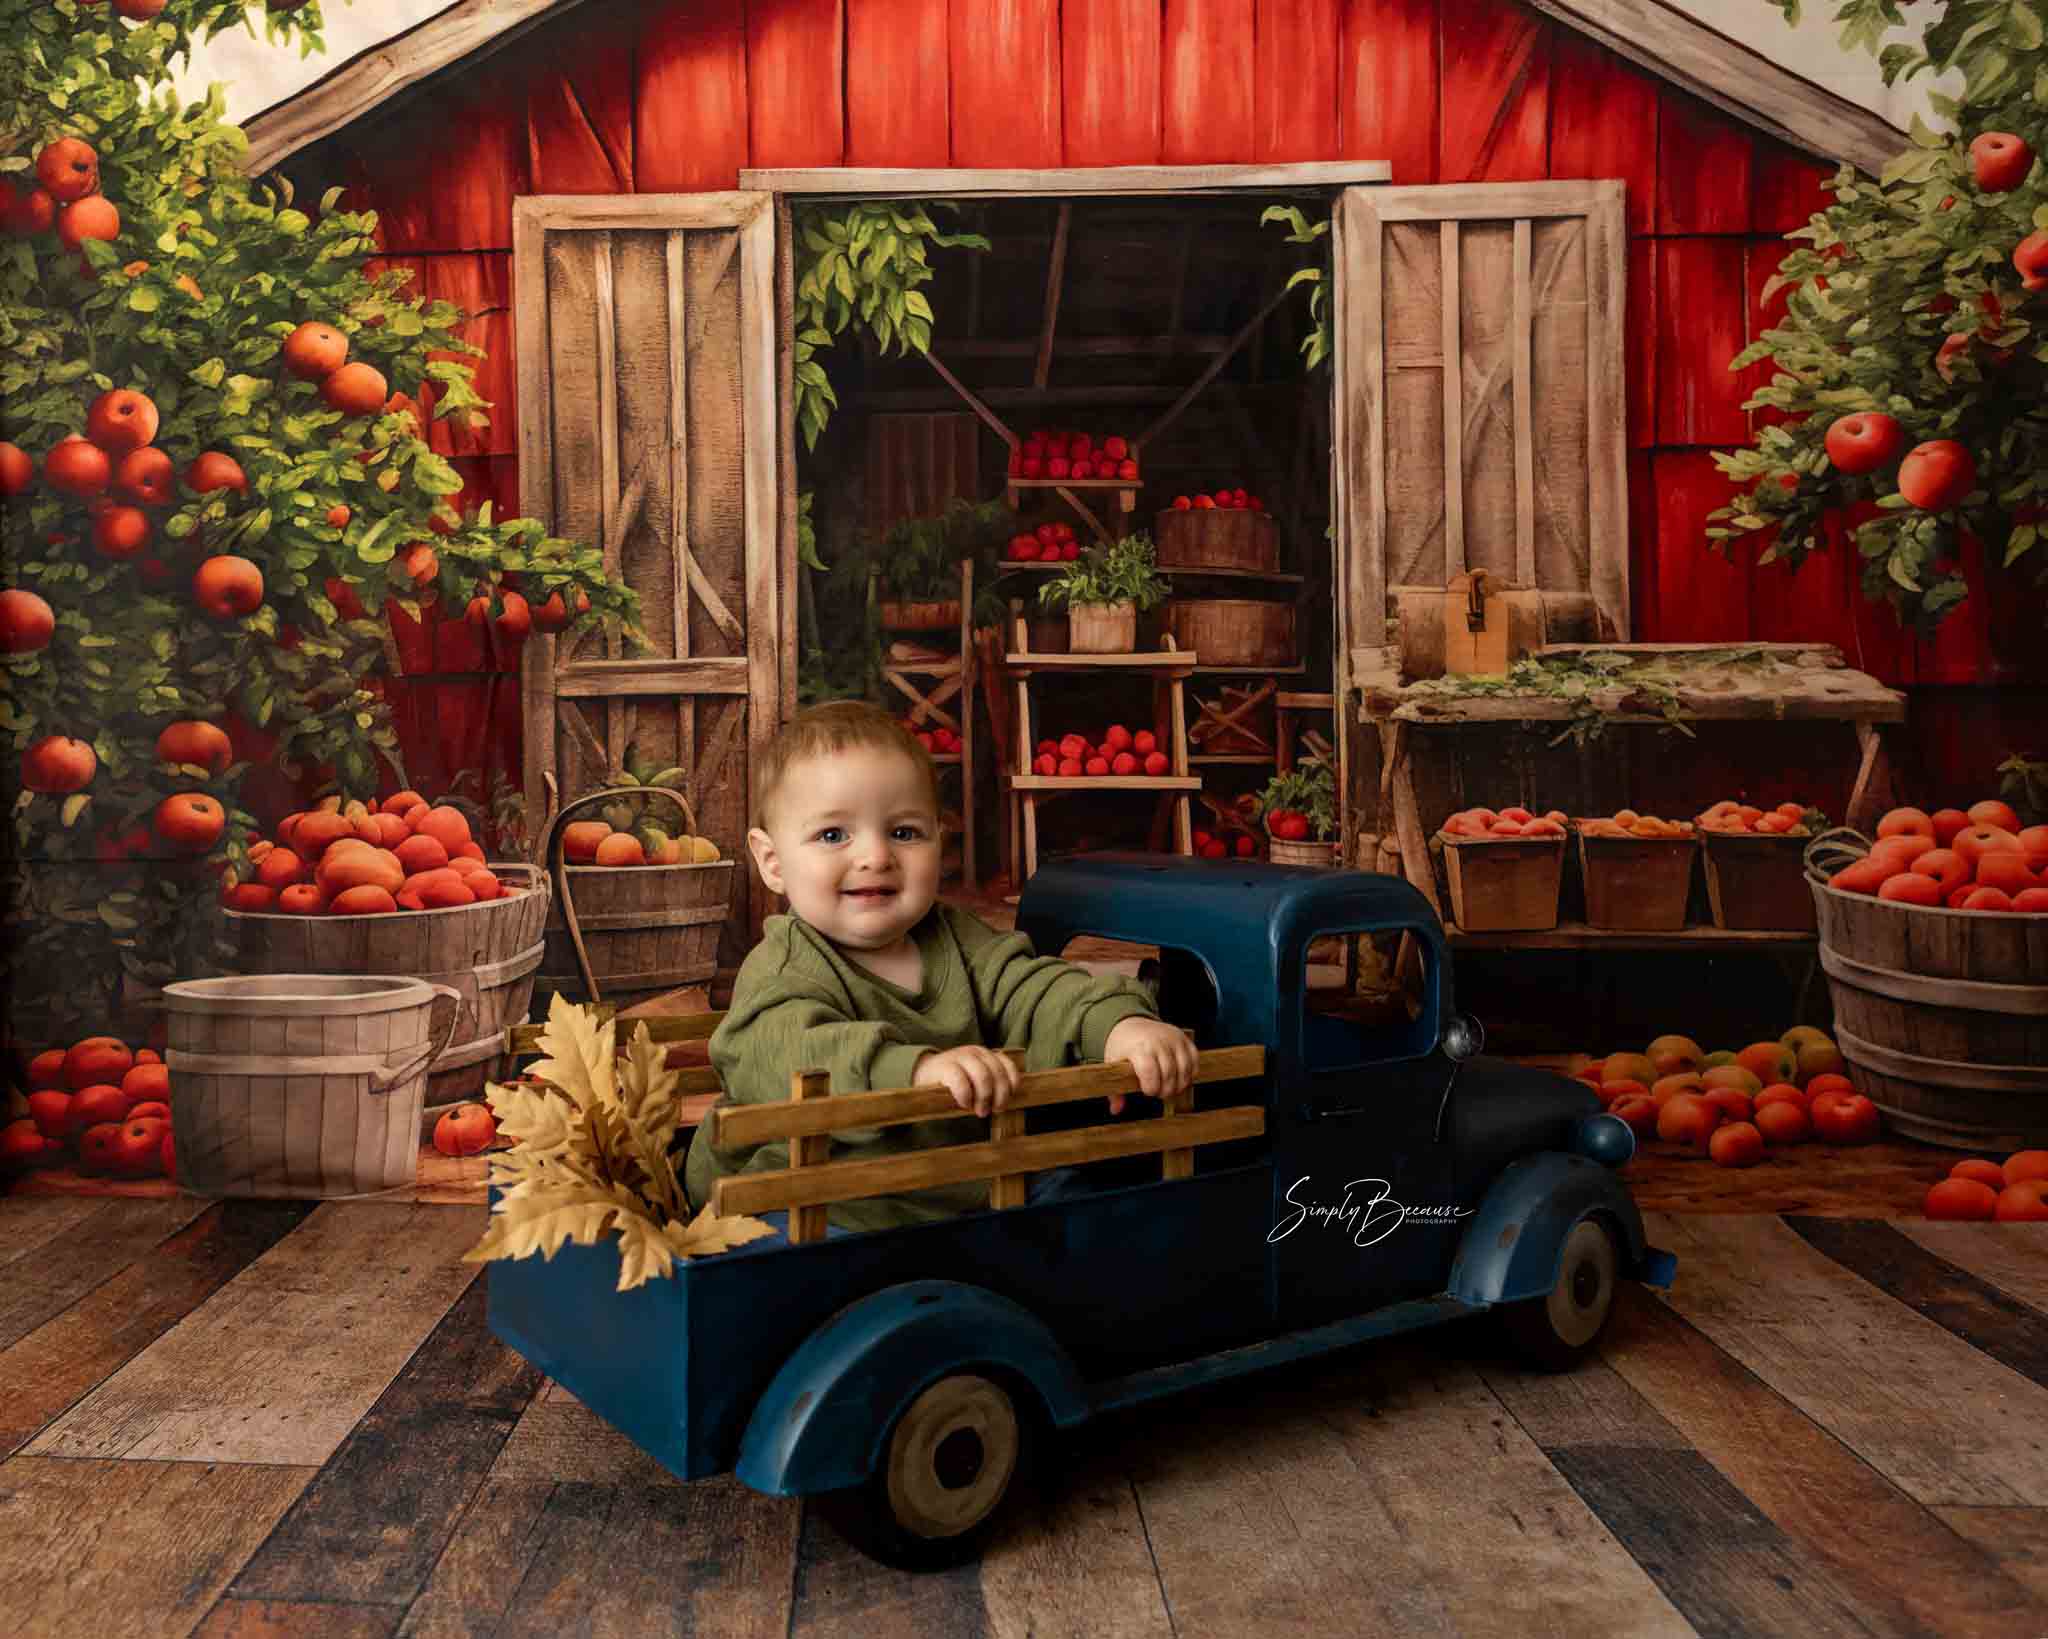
[541, 784, 735, 1008]
[162, 973, 463, 1198]
[222, 863, 551, 1120]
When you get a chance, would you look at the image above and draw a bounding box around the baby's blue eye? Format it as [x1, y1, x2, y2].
[815, 827, 845, 844]
[892, 825, 926, 842]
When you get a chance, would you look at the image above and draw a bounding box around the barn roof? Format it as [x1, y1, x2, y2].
[239, 0, 1909, 180]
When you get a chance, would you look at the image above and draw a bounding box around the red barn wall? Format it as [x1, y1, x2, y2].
[288, 0, 2043, 814]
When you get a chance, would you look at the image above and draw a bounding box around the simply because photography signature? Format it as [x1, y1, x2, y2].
[1269, 1176, 1474, 1248]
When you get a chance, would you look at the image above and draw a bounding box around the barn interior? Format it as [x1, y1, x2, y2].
[795, 190, 1339, 883]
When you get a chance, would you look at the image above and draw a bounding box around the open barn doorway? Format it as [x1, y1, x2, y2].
[779, 180, 1352, 902]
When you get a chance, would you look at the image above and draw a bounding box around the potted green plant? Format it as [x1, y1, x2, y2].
[1037, 533, 1171, 653]
[1258, 762, 1339, 867]
[873, 498, 1017, 631]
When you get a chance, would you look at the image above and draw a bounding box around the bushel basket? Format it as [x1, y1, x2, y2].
[223, 864, 549, 1119]
[163, 974, 462, 1198]
[1441, 833, 1565, 932]
[542, 785, 735, 1007]
[1806, 830, 2048, 1150]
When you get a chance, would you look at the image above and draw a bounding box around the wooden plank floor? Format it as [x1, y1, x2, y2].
[2, 1194, 2044, 1638]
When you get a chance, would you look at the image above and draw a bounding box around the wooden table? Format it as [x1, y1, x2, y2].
[1354, 642, 1908, 941]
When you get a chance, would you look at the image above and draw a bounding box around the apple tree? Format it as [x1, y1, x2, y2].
[0, 0, 639, 1044]
[1711, 0, 2047, 635]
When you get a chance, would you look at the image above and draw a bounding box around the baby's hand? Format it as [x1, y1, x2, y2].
[1102, 1016, 1200, 1115]
[914, 1045, 1019, 1118]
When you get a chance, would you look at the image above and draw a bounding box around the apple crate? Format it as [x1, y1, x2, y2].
[1576, 827, 1699, 932]
[1701, 831, 1816, 932]
[1440, 833, 1566, 932]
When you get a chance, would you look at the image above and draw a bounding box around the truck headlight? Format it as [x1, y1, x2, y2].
[1574, 1113, 1635, 1169]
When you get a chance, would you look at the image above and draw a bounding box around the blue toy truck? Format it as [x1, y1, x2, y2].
[487, 855, 1676, 1568]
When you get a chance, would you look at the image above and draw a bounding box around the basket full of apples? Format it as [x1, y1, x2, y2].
[540, 784, 734, 1010]
[217, 789, 550, 1113]
[1805, 800, 2048, 1149]
[1696, 799, 1826, 932]
[1436, 806, 1570, 932]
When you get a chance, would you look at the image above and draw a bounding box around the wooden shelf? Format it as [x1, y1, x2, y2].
[994, 560, 1082, 572]
[1446, 921, 1817, 951]
[1005, 650, 1199, 674]
[1007, 477, 1139, 490]
[1189, 754, 1274, 765]
[1004, 774, 1202, 792]
[1154, 565, 1306, 584]
[1196, 661, 1310, 676]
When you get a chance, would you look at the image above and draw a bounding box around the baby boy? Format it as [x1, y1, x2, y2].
[683, 700, 1197, 1233]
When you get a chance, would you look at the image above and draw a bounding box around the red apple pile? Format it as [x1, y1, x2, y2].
[1439, 805, 1569, 839]
[1170, 489, 1264, 512]
[1925, 1149, 2048, 1222]
[1192, 827, 1258, 861]
[1575, 1027, 1879, 1168]
[1007, 521, 1080, 562]
[1008, 429, 1140, 483]
[220, 789, 527, 915]
[1696, 800, 1820, 836]
[1826, 800, 2048, 913]
[2, 1035, 174, 1182]
[1030, 725, 1170, 780]
[901, 718, 961, 756]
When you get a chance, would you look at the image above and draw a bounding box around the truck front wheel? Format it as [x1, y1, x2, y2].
[1500, 1216, 1618, 1371]
[816, 1372, 1029, 1570]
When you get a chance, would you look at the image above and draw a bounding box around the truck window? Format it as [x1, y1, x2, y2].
[1056, 941, 1221, 1042]
[1301, 930, 1438, 1069]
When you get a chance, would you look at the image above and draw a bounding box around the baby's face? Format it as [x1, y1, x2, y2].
[749, 743, 942, 951]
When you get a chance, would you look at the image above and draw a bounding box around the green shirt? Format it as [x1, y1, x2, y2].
[683, 903, 1157, 1232]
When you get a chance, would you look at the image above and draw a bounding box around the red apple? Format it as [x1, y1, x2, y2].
[1809, 1092, 1880, 1145]
[1967, 798, 2021, 833]
[1970, 132, 2034, 193]
[1823, 412, 1903, 476]
[1896, 440, 1976, 511]
[2015, 229, 2048, 294]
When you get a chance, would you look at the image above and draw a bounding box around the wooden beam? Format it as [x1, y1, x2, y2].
[1033, 202, 1072, 391]
[1165, 220, 1198, 354]
[1512, 218, 1536, 587]
[1135, 283, 1298, 452]
[556, 658, 751, 697]
[921, 349, 1020, 448]
[1521, 0, 1909, 175]
[1440, 222, 1465, 580]
[851, 385, 1188, 412]
[241, 0, 600, 174]
[938, 336, 1238, 359]
[738, 163, 1394, 196]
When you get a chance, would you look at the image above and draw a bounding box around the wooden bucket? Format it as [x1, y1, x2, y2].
[1807, 833, 2048, 1149]
[1153, 507, 1279, 571]
[1268, 838, 1339, 868]
[223, 864, 550, 1117]
[162, 974, 462, 1198]
[1441, 834, 1565, 932]
[1068, 601, 1136, 653]
[1165, 599, 1294, 667]
[543, 785, 736, 1007]
[1577, 829, 1698, 931]
[1701, 832, 1816, 932]
[879, 598, 961, 632]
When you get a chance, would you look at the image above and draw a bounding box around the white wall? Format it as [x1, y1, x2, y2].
[175, 0, 1953, 149]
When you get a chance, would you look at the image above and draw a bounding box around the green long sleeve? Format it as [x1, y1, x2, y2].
[682, 904, 1158, 1233]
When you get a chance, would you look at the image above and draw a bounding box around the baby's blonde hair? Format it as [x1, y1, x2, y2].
[753, 700, 940, 831]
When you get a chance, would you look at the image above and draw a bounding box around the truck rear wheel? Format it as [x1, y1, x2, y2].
[1501, 1217, 1618, 1371]
[816, 1372, 1029, 1570]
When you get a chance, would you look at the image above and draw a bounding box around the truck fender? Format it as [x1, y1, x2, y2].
[1448, 1152, 1664, 1307]
[736, 1280, 1091, 1497]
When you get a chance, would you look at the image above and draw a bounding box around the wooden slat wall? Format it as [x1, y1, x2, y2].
[280, 0, 2037, 822]
[864, 415, 983, 541]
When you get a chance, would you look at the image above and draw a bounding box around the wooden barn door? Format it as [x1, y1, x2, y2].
[1332, 179, 1630, 688]
[514, 192, 785, 953]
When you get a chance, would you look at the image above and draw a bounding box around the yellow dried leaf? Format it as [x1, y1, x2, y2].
[527, 991, 615, 1112]
[665, 1203, 778, 1260]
